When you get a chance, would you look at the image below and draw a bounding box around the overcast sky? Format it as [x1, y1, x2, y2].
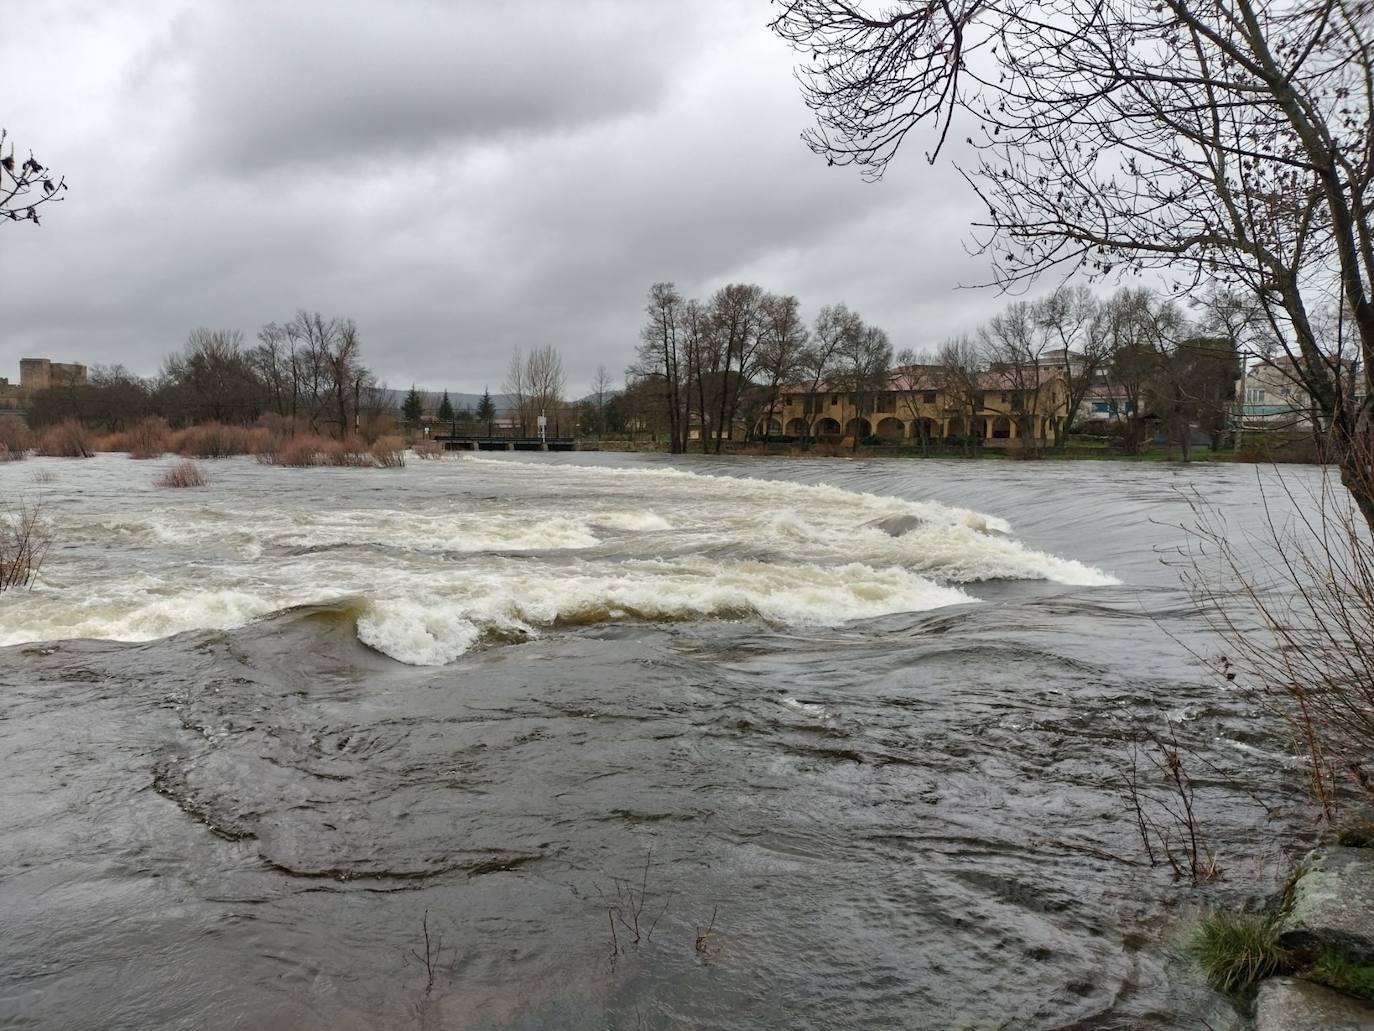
[2, 0, 1002, 396]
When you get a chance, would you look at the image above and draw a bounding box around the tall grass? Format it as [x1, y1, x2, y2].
[35, 419, 95, 458]
[0, 501, 50, 593]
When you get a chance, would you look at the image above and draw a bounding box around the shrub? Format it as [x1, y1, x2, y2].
[265, 433, 402, 468]
[323, 437, 372, 467]
[0, 501, 50, 592]
[36, 419, 95, 458]
[155, 460, 209, 488]
[370, 436, 405, 468]
[0, 444, 24, 462]
[1188, 912, 1288, 995]
[0, 415, 33, 455]
[124, 417, 171, 459]
[268, 433, 330, 467]
[171, 421, 253, 458]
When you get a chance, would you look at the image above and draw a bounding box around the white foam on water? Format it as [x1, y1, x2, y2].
[354, 558, 974, 665]
[0, 457, 1119, 660]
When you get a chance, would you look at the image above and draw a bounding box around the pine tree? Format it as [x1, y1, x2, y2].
[437, 390, 455, 436]
[477, 387, 496, 437]
[402, 386, 424, 428]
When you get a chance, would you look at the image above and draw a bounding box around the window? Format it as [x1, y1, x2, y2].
[1246, 388, 1266, 404]
[1091, 401, 1111, 414]
[922, 390, 937, 404]
[830, 394, 839, 406]
[973, 392, 986, 408]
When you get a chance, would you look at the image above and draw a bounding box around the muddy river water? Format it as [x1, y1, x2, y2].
[0, 452, 1318, 1029]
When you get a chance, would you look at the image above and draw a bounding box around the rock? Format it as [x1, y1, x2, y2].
[1281, 848, 1374, 963]
[869, 514, 926, 537]
[1255, 977, 1374, 1031]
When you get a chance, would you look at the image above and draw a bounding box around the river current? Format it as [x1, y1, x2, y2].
[0, 452, 1317, 1029]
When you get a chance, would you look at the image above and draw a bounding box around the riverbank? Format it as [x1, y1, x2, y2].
[1230, 829, 1374, 1028]
[590, 437, 1318, 464]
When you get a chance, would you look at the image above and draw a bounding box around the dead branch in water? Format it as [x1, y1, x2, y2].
[0, 500, 50, 593]
[597, 849, 674, 956]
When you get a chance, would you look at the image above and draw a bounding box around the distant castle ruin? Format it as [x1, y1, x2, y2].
[0, 358, 88, 413]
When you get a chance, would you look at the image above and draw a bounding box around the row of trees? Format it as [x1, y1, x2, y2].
[629, 280, 1244, 457]
[931, 286, 1242, 459]
[27, 311, 385, 437]
[632, 281, 892, 454]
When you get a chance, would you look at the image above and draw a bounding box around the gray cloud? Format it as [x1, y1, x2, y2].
[1, 0, 999, 396]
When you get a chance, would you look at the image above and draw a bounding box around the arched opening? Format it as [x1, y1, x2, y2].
[846, 418, 872, 439]
[875, 417, 905, 441]
[991, 415, 1012, 439]
[916, 418, 941, 442]
[946, 416, 968, 439]
[785, 417, 809, 437]
[814, 417, 842, 439]
[757, 418, 783, 437]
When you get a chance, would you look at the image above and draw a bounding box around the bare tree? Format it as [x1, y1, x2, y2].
[588, 364, 615, 439]
[797, 303, 859, 444]
[935, 336, 984, 457]
[0, 129, 66, 226]
[1037, 287, 1111, 445]
[526, 345, 567, 436]
[632, 283, 689, 452]
[833, 321, 893, 449]
[756, 293, 810, 440]
[772, 0, 1374, 526]
[706, 283, 766, 453]
[894, 348, 941, 454]
[503, 349, 530, 436]
[980, 301, 1057, 455]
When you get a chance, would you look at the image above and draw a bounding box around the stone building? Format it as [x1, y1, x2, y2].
[765, 364, 1071, 448]
[0, 358, 89, 413]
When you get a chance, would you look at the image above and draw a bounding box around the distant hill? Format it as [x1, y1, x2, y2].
[378, 388, 516, 412]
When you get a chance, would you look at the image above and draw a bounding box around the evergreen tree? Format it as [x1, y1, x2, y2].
[437, 390, 455, 435]
[476, 387, 496, 437]
[402, 385, 424, 428]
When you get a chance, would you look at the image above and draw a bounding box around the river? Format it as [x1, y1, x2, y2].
[0, 452, 1317, 1029]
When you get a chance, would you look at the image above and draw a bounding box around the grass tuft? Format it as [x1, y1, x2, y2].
[1188, 911, 1289, 995]
[1306, 950, 1374, 1001]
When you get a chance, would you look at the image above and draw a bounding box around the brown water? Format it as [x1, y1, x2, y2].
[0, 453, 1316, 1029]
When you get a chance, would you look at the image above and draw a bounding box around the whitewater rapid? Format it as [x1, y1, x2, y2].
[0, 455, 1118, 665]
